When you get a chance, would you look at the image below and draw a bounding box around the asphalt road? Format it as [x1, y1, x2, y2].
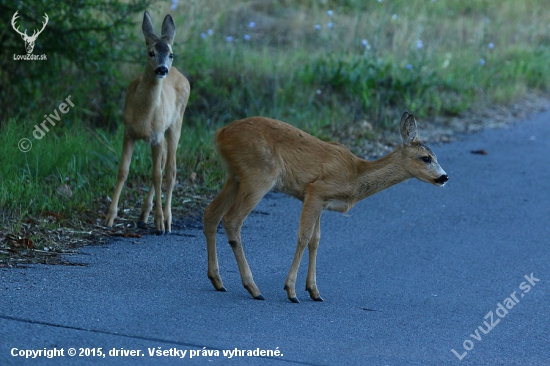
[1, 110, 549, 365]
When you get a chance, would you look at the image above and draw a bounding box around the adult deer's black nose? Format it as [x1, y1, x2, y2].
[155, 66, 168, 76]
[435, 174, 449, 185]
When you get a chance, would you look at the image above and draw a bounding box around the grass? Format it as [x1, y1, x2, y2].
[176, 0, 550, 125]
[0, 116, 219, 213]
[1, 0, 550, 262]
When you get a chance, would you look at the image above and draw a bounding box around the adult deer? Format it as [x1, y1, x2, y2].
[203, 112, 448, 303]
[104, 11, 190, 235]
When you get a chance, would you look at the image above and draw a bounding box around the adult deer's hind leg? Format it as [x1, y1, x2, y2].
[221, 177, 274, 300]
[138, 185, 155, 228]
[138, 140, 167, 229]
[203, 176, 239, 292]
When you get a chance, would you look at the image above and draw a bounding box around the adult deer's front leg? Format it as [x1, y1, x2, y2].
[284, 195, 323, 303]
[163, 129, 178, 234]
[151, 141, 165, 235]
[105, 135, 136, 227]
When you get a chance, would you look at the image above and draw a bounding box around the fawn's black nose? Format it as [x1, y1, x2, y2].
[155, 66, 168, 76]
[435, 174, 449, 185]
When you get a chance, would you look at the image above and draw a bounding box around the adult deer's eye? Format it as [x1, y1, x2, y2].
[421, 156, 432, 163]
[148, 51, 155, 57]
[169, 53, 174, 59]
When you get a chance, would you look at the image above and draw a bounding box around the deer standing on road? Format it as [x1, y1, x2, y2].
[104, 12, 190, 235]
[203, 112, 448, 303]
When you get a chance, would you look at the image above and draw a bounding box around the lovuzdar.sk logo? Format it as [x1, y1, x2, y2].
[11, 10, 48, 61]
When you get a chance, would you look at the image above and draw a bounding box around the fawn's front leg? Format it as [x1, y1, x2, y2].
[284, 195, 323, 303]
[305, 215, 323, 301]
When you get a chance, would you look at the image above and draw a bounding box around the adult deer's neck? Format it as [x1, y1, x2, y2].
[137, 69, 164, 108]
[355, 148, 413, 200]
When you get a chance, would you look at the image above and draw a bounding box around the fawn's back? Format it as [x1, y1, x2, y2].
[215, 117, 359, 202]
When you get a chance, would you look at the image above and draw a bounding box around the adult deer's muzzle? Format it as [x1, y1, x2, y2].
[155, 66, 168, 77]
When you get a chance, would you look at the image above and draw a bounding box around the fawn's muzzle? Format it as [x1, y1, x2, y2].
[434, 174, 449, 185]
[155, 66, 168, 77]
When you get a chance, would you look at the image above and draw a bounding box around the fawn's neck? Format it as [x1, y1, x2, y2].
[355, 148, 413, 200]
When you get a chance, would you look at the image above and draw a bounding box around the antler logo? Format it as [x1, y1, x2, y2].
[11, 11, 49, 54]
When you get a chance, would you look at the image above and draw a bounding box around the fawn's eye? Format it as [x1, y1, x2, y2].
[148, 51, 155, 57]
[421, 156, 432, 164]
[169, 53, 174, 59]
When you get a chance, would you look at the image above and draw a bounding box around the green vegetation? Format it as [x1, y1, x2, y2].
[1, 0, 550, 259]
[0, 0, 159, 128]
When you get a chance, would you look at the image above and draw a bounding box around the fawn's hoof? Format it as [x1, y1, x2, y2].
[155, 230, 165, 236]
[137, 221, 147, 229]
[253, 294, 265, 300]
[284, 285, 299, 303]
[306, 287, 323, 302]
[208, 276, 225, 292]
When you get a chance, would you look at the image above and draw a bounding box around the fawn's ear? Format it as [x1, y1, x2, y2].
[400, 111, 418, 145]
[161, 14, 176, 45]
[142, 11, 158, 45]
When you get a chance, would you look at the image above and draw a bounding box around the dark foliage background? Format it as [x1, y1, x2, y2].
[0, 0, 158, 128]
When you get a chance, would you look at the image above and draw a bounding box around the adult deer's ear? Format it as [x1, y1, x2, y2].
[400, 111, 418, 145]
[161, 14, 176, 45]
[142, 11, 158, 45]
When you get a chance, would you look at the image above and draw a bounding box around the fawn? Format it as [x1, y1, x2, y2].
[203, 112, 448, 302]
